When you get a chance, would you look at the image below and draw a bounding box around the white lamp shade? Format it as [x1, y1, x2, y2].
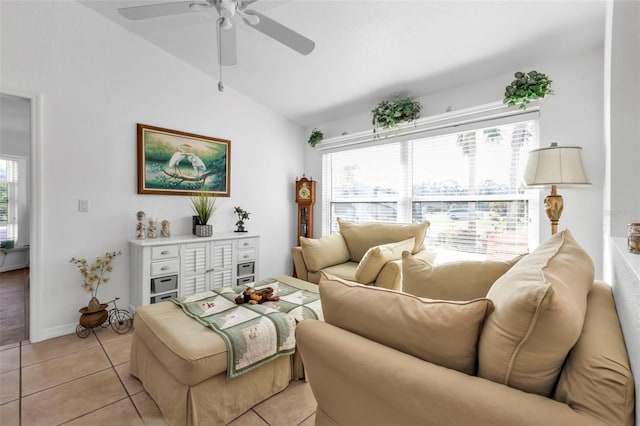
[524, 143, 591, 187]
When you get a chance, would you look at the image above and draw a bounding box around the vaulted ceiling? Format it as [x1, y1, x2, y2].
[81, 0, 606, 127]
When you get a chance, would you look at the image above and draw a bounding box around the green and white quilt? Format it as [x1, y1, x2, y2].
[171, 278, 323, 378]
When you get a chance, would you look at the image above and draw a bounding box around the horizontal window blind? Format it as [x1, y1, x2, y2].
[322, 111, 538, 262]
[0, 158, 18, 241]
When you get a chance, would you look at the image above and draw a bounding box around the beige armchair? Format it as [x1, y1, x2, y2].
[291, 219, 433, 290]
[297, 230, 635, 426]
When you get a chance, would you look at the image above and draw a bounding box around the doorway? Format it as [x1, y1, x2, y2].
[0, 93, 33, 345]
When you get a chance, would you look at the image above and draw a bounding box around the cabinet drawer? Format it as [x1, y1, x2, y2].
[151, 260, 179, 276]
[237, 276, 255, 286]
[237, 238, 257, 250]
[151, 245, 179, 260]
[237, 262, 255, 276]
[237, 249, 256, 262]
[151, 275, 178, 293]
[151, 292, 177, 304]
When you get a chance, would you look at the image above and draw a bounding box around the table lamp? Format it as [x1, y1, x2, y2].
[523, 142, 591, 235]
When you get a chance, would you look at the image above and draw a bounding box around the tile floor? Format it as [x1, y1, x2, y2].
[0, 325, 317, 425]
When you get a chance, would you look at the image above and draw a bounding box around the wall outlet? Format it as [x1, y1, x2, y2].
[78, 199, 89, 212]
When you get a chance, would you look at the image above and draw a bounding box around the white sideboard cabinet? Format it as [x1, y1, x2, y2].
[129, 232, 259, 310]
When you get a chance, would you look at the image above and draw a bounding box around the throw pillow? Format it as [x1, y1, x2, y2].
[300, 233, 350, 272]
[355, 238, 415, 284]
[478, 229, 594, 396]
[319, 273, 495, 376]
[337, 219, 430, 262]
[401, 252, 523, 301]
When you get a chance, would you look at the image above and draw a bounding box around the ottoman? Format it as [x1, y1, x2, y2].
[130, 275, 318, 426]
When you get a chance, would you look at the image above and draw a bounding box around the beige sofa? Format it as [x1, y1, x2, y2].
[291, 219, 433, 291]
[297, 230, 635, 425]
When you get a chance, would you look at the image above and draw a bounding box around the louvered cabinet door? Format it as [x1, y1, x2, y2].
[211, 241, 233, 289]
[181, 242, 209, 296]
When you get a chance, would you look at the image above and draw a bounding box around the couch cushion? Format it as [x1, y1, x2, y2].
[338, 219, 429, 262]
[401, 252, 523, 300]
[319, 273, 494, 375]
[478, 229, 594, 396]
[355, 238, 415, 284]
[554, 281, 634, 426]
[300, 233, 350, 272]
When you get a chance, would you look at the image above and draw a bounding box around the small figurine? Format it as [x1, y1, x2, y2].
[161, 220, 171, 238]
[234, 206, 251, 232]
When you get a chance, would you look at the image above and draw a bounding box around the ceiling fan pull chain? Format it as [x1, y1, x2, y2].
[218, 21, 224, 92]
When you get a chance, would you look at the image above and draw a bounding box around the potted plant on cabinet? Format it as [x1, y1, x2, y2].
[503, 70, 553, 110]
[234, 207, 251, 232]
[190, 192, 216, 237]
[371, 95, 422, 134]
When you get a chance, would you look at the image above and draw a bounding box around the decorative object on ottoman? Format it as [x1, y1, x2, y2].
[190, 192, 216, 237]
[234, 286, 280, 304]
[234, 206, 250, 232]
[503, 70, 553, 110]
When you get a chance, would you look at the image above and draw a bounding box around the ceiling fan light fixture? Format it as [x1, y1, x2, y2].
[220, 17, 233, 29]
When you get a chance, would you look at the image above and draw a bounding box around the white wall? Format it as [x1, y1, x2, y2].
[307, 48, 606, 278]
[1, 0, 305, 341]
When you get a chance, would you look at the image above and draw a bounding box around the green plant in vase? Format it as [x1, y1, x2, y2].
[503, 71, 553, 110]
[372, 95, 422, 134]
[190, 192, 216, 237]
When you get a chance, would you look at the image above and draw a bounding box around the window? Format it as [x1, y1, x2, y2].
[0, 158, 19, 242]
[322, 111, 538, 262]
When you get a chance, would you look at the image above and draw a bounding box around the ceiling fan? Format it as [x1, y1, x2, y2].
[117, 0, 315, 68]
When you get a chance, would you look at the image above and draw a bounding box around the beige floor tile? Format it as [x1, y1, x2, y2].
[0, 400, 19, 426]
[93, 322, 133, 344]
[102, 334, 132, 366]
[21, 332, 99, 366]
[115, 362, 144, 395]
[227, 409, 269, 425]
[253, 380, 317, 426]
[21, 368, 127, 426]
[131, 391, 168, 426]
[22, 346, 111, 396]
[62, 397, 144, 426]
[0, 369, 19, 404]
[0, 347, 19, 373]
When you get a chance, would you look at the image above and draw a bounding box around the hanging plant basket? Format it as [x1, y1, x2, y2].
[308, 128, 324, 147]
[503, 70, 553, 110]
[372, 95, 422, 132]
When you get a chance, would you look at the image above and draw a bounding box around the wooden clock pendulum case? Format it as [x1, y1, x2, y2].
[295, 176, 316, 246]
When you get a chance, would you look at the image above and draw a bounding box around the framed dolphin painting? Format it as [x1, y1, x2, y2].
[137, 123, 231, 196]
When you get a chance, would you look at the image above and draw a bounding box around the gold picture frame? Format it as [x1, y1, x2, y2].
[137, 123, 231, 196]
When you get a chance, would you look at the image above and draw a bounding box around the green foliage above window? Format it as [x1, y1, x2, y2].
[503, 71, 553, 110]
[371, 95, 422, 131]
[308, 128, 324, 147]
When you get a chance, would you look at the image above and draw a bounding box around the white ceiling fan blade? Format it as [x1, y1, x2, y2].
[217, 18, 237, 66]
[242, 10, 315, 55]
[118, 1, 210, 20]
